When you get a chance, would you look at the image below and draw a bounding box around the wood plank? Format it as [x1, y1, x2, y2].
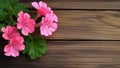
[20, 0, 120, 10]
[33, 10, 120, 40]
[1, 41, 120, 68]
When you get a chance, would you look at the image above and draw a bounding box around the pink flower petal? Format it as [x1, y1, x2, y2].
[1, 27, 5, 32]
[10, 36, 24, 44]
[46, 27, 52, 36]
[22, 28, 29, 36]
[4, 44, 19, 57]
[2, 34, 8, 40]
[28, 19, 36, 33]
[4, 44, 12, 56]
[40, 25, 48, 36]
[1, 26, 20, 40]
[49, 23, 57, 32]
[39, 1, 47, 7]
[17, 23, 22, 29]
[17, 11, 36, 36]
[24, 13, 30, 20]
[31, 2, 40, 9]
[4, 44, 11, 53]
[11, 49, 19, 57]
[18, 11, 23, 17]
[16, 44, 25, 51]
[40, 13, 58, 37]
[32, 1, 52, 16]
[53, 14, 58, 22]
[4, 36, 25, 57]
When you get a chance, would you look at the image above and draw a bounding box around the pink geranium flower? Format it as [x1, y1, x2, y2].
[40, 13, 58, 36]
[17, 11, 36, 36]
[4, 36, 25, 57]
[1, 26, 20, 40]
[31, 1, 52, 16]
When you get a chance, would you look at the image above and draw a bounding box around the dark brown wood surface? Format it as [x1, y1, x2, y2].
[35, 10, 120, 40]
[20, 0, 120, 10]
[1, 0, 120, 68]
[1, 41, 120, 68]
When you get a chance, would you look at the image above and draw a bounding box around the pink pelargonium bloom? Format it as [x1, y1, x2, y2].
[4, 36, 25, 57]
[17, 11, 36, 36]
[1, 26, 20, 40]
[40, 13, 58, 36]
[31, 1, 52, 16]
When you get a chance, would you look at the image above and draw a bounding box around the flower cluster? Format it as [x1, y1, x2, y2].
[32, 1, 58, 36]
[2, 26, 25, 57]
[0, 1, 58, 59]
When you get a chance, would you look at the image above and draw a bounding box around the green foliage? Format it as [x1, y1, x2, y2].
[10, 0, 19, 4]
[0, 0, 47, 60]
[23, 36, 46, 60]
[13, 3, 28, 17]
[0, 9, 6, 21]
[0, 0, 7, 9]
[0, 23, 5, 33]
[0, 0, 28, 32]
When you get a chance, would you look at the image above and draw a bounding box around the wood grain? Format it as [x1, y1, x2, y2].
[1, 41, 120, 68]
[20, 0, 120, 10]
[33, 10, 120, 40]
[1, 0, 120, 68]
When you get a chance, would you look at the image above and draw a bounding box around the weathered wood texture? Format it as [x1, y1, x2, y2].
[34, 10, 120, 40]
[1, 41, 120, 68]
[1, 0, 120, 68]
[20, 0, 120, 10]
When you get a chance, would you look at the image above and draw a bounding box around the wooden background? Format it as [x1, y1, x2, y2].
[1, 0, 120, 68]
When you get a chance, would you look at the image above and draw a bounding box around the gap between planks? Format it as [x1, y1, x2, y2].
[31, 10, 120, 40]
[1, 41, 120, 68]
[20, 0, 120, 10]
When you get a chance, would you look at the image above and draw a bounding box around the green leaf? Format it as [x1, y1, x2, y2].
[0, 0, 7, 9]
[0, 0, 29, 26]
[10, 0, 19, 4]
[0, 23, 5, 33]
[13, 3, 28, 17]
[23, 36, 46, 60]
[0, 9, 6, 21]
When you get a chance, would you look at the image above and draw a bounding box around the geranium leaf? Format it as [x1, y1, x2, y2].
[0, 23, 3, 33]
[10, 0, 19, 4]
[13, 3, 28, 17]
[0, 9, 6, 21]
[23, 36, 46, 60]
[0, 0, 6, 9]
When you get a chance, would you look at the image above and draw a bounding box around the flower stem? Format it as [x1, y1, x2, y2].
[34, 14, 40, 20]
[36, 23, 40, 28]
[34, 14, 41, 28]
